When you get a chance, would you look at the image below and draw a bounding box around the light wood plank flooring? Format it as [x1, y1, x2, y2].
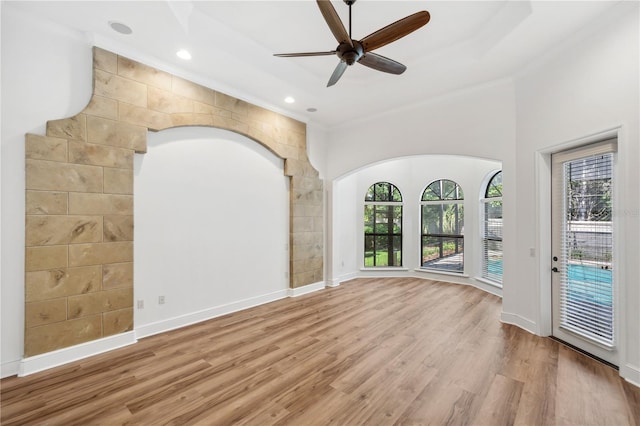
[2, 278, 639, 425]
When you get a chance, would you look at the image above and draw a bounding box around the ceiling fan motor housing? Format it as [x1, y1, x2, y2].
[337, 40, 363, 65]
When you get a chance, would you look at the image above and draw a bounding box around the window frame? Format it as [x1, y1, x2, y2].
[480, 170, 503, 286]
[363, 182, 403, 268]
[420, 179, 465, 274]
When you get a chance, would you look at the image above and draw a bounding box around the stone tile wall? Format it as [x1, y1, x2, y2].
[24, 47, 323, 357]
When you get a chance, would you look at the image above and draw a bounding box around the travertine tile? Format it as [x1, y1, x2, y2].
[172, 76, 216, 105]
[103, 308, 134, 336]
[148, 86, 193, 114]
[67, 287, 133, 319]
[84, 95, 118, 120]
[93, 47, 117, 74]
[86, 115, 147, 152]
[277, 144, 304, 161]
[292, 217, 314, 233]
[26, 159, 103, 193]
[26, 215, 102, 246]
[104, 168, 133, 195]
[25, 134, 67, 162]
[211, 115, 249, 135]
[26, 266, 102, 302]
[275, 113, 306, 135]
[118, 102, 172, 130]
[26, 191, 67, 215]
[25, 245, 68, 272]
[215, 92, 248, 116]
[193, 101, 231, 117]
[69, 241, 133, 267]
[104, 215, 133, 242]
[24, 315, 102, 357]
[68, 141, 133, 169]
[25, 299, 67, 328]
[170, 113, 213, 128]
[68, 193, 133, 215]
[103, 262, 133, 289]
[246, 103, 277, 124]
[118, 56, 172, 90]
[46, 114, 87, 141]
[94, 69, 147, 107]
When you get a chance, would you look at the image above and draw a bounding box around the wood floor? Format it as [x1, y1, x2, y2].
[2, 278, 639, 425]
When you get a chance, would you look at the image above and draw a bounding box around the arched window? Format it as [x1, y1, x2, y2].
[481, 171, 503, 284]
[364, 182, 402, 267]
[420, 179, 464, 273]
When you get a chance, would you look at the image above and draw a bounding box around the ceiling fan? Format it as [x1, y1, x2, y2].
[274, 0, 430, 87]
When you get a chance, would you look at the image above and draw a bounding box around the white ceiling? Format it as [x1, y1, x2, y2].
[7, 0, 621, 128]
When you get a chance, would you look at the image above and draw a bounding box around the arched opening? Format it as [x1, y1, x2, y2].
[134, 127, 289, 333]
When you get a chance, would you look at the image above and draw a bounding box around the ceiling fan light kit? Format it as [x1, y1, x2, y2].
[274, 0, 430, 87]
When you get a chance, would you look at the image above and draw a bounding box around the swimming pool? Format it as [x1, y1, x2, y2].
[487, 260, 612, 306]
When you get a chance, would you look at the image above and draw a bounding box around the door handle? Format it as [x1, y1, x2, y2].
[552, 267, 559, 273]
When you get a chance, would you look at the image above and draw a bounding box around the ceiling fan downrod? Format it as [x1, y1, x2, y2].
[344, 0, 356, 39]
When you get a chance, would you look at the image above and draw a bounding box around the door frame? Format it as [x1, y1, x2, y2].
[534, 127, 627, 368]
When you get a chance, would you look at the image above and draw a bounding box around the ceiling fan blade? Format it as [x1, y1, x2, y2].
[327, 61, 348, 87]
[360, 11, 430, 52]
[274, 51, 336, 58]
[358, 52, 406, 75]
[316, 0, 353, 48]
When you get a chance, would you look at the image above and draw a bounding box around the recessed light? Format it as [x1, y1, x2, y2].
[284, 97, 295, 104]
[176, 49, 192, 60]
[108, 21, 132, 35]
[306, 107, 317, 112]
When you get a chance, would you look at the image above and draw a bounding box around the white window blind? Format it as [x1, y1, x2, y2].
[559, 152, 614, 347]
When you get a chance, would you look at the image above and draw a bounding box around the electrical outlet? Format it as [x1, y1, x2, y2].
[137, 300, 144, 309]
[158, 295, 165, 305]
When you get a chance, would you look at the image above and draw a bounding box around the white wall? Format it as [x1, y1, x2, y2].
[512, 3, 639, 382]
[330, 156, 502, 295]
[134, 127, 289, 336]
[1, 4, 93, 377]
[324, 79, 516, 181]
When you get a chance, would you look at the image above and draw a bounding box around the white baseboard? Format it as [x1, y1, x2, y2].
[19, 331, 137, 377]
[136, 289, 289, 339]
[1, 359, 21, 379]
[500, 312, 538, 335]
[621, 363, 640, 387]
[334, 272, 358, 286]
[288, 281, 326, 297]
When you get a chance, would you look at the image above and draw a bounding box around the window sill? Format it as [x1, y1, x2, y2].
[474, 276, 503, 289]
[414, 268, 469, 278]
[360, 267, 409, 272]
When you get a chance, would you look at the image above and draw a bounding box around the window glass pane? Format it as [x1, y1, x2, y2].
[421, 204, 441, 233]
[441, 180, 457, 200]
[482, 194, 502, 283]
[364, 235, 375, 267]
[421, 236, 464, 272]
[484, 201, 502, 239]
[365, 182, 403, 202]
[364, 205, 374, 231]
[421, 181, 441, 201]
[484, 239, 503, 282]
[486, 171, 503, 198]
[442, 203, 463, 234]
[364, 188, 402, 267]
[422, 179, 464, 201]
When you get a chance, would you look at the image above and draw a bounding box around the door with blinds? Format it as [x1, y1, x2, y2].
[551, 139, 617, 365]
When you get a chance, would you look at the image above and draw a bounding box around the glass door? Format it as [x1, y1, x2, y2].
[551, 140, 617, 365]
